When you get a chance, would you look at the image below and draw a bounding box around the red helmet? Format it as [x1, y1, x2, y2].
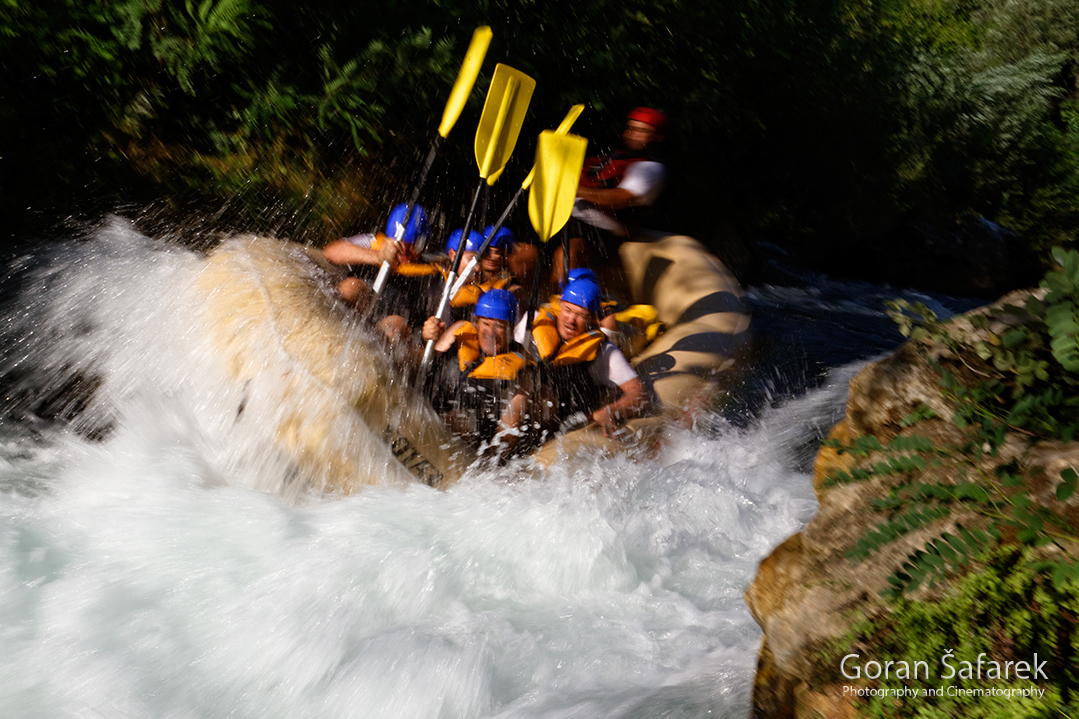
[626, 107, 668, 134]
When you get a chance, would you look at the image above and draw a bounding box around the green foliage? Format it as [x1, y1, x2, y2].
[831, 248, 1079, 598]
[0, 0, 468, 236]
[1, 0, 1077, 251]
[847, 546, 1079, 717]
[885, 0, 1079, 253]
[1042, 246, 1079, 371]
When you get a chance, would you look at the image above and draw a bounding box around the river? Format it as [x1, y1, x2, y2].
[0, 218, 984, 718]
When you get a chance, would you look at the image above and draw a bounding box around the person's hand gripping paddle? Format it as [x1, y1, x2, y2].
[418, 63, 535, 375]
[372, 26, 492, 294]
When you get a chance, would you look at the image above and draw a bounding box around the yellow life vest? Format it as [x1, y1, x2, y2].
[544, 329, 609, 426]
[453, 322, 530, 379]
[551, 329, 605, 366]
[529, 307, 606, 365]
[544, 299, 664, 359]
[613, 304, 666, 358]
[469, 353, 530, 381]
[529, 308, 563, 361]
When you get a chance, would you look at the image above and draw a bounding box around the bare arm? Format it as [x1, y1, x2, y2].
[422, 317, 467, 353]
[496, 371, 533, 456]
[592, 376, 648, 437]
[576, 161, 664, 211]
[500, 392, 529, 435]
[575, 186, 637, 210]
[323, 235, 399, 267]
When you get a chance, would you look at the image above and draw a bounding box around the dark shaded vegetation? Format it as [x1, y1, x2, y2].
[2, 0, 1077, 290]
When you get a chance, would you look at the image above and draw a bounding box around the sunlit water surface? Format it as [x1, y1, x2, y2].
[0, 219, 970, 718]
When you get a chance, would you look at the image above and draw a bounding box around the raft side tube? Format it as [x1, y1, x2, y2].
[198, 236, 468, 494]
[531, 233, 750, 466]
[619, 234, 751, 417]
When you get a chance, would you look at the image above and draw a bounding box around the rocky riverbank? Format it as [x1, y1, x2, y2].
[746, 289, 1079, 717]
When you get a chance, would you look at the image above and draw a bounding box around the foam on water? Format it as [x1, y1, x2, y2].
[0, 219, 853, 718]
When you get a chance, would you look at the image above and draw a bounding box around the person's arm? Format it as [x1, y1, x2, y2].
[576, 161, 666, 210]
[574, 185, 636, 210]
[496, 369, 533, 457]
[591, 376, 647, 437]
[589, 344, 649, 436]
[323, 234, 399, 267]
[499, 391, 529, 441]
[421, 317, 467, 353]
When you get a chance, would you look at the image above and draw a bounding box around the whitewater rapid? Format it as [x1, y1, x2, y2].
[0, 219, 864, 718]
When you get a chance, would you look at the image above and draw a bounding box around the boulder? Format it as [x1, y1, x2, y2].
[745, 292, 1079, 717]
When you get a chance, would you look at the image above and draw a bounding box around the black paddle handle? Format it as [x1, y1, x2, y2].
[411, 135, 442, 208]
[450, 180, 485, 277]
[393, 134, 444, 247]
[474, 183, 525, 260]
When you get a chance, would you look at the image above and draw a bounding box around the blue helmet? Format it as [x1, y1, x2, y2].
[475, 288, 519, 324]
[561, 279, 603, 316]
[560, 267, 599, 290]
[385, 203, 431, 246]
[445, 228, 484, 254]
[481, 225, 516, 252]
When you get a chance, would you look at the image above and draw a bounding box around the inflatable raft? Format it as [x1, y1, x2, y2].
[530, 231, 752, 464]
[197, 236, 470, 493]
[196, 232, 749, 491]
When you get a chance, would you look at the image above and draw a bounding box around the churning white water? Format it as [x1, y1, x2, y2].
[0, 218, 861, 718]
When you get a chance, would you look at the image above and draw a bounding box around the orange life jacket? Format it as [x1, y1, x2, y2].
[440, 322, 531, 448]
[528, 307, 605, 364]
[454, 322, 530, 379]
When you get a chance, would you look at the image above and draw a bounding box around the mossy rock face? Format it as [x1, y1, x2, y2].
[843, 546, 1079, 718]
[747, 287, 1079, 718]
[746, 419, 996, 717]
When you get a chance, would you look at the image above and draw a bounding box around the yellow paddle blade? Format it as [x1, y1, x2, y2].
[438, 26, 492, 139]
[555, 104, 585, 134]
[487, 165, 506, 186]
[492, 105, 583, 188]
[528, 130, 587, 243]
[520, 104, 585, 189]
[474, 64, 535, 181]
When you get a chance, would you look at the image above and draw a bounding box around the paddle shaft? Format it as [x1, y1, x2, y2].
[432, 180, 483, 322]
[562, 227, 570, 286]
[449, 181, 526, 301]
[417, 64, 535, 378]
[417, 180, 485, 381]
[523, 127, 589, 354]
[524, 237, 551, 359]
[373, 26, 491, 295]
[448, 105, 585, 301]
[372, 137, 444, 293]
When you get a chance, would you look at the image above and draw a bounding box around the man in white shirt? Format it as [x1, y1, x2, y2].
[573, 107, 668, 237]
[554, 107, 668, 274]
